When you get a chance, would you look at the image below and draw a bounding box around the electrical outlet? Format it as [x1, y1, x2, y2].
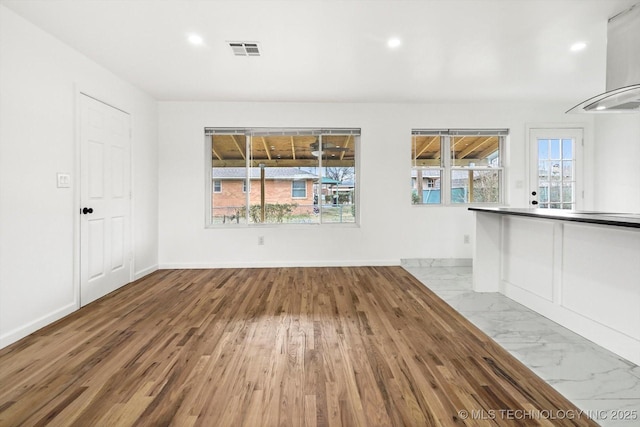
[463, 234, 470, 244]
[258, 236, 264, 245]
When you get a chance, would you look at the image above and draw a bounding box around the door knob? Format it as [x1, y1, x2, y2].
[531, 191, 537, 196]
[531, 201, 538, 206]
[82, 207, 94, 214]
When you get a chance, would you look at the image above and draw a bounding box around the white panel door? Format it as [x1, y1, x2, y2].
[529, 128, 583, 210]
[80, 94, 131, 306]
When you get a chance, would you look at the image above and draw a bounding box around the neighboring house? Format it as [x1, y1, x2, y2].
[212, 167, 317, 219]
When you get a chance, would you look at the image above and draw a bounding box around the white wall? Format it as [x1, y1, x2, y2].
[0, 6, 159, 348]
[158, 101, 594, 268]
[6, 1, 636, 349]
[593, 114, 640, 212]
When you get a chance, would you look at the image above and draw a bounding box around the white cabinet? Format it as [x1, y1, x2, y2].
[473, 210, 640, 365]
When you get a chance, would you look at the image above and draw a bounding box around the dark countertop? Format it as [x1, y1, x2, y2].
[468, 207, 640, 229]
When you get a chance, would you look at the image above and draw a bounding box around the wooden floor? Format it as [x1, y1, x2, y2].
[0, 267, 597, 426]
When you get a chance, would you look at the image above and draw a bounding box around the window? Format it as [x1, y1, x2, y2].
[291, 180, 306, 198]
[206, 128, 359, 226]
[529, 128, 582, 210]
[412, 129, 506, 205]
[213, 180, 222, 193]
[536, 138, 574, 209]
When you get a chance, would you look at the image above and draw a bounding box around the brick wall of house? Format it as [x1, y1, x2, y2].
[212, 179, 314, 216]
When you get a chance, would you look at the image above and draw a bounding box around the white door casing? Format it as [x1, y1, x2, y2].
[80, 94, 131, 306]
[528, 128, 584, 210]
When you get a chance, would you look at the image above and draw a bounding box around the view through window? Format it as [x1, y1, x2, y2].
[528, 128, 582, 210]
[412, 129, 506, 205]
[536, 137, 576, 209]
[206, 128, 359, 226]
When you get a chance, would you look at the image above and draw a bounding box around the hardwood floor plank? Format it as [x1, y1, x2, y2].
[0, 267, 598, 426]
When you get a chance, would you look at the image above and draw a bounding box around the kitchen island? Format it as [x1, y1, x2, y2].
[470, 207, 640, 365]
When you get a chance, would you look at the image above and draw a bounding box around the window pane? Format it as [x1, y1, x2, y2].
[291, 180, 306, 198]
[412, 134, 442, 205]
[549, 182, 561, 203]
[538, 185, 549, 203]
[249, 135, 318, 224]
[212, 134, 248, 224]
[562, 160, 573, 179]
[413, 135, 441, 167]
[412, 169, 441, 204]
[562, 183, 573, 204]
[451, 169, 500, 203]
[562, 139, 573, 158]
[451, 136, 500, 167]
[538, 161, 550, 181]
[550, 139, 561, 159]
[321, 135, 356, 223]
[538, 139, 549, 159]
[551, 162, 561, 181]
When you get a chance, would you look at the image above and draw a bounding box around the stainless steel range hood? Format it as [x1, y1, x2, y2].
[567, 3, 640, 113]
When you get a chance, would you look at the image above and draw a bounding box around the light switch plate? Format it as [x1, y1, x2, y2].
[57, 173, 71, 188]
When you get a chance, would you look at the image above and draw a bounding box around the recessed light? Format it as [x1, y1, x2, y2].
[570, 42, 587, 52]
[187, 33, 204, 45]
[387, 37, 402, 49]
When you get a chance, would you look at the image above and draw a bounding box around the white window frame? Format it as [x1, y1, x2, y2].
[412, 129, 507, 206]
[205, 127, 360, 227]
[213, 180, 222, 193]
[527, 127, 583, 210]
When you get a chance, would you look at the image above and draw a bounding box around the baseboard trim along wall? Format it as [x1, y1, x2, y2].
[401, 258, 472, 267]
[0, 302, 78, 349]
[158, 259, 402, 269]
[134, 264, 159, 281]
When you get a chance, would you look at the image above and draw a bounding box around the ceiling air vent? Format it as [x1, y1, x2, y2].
[229, 42, 261, 57]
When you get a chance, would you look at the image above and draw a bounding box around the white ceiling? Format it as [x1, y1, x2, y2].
[2, 0, 637, 103]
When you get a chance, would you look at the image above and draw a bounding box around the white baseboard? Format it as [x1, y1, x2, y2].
[506, 283, 640, 366]
[401, 258, 472, 267]
[0, 301, 78, 350]
[134, 264, 159, 280]
[159, 259, 401, 269]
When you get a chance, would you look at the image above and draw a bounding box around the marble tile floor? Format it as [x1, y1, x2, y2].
[402, 262, 640, 427]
